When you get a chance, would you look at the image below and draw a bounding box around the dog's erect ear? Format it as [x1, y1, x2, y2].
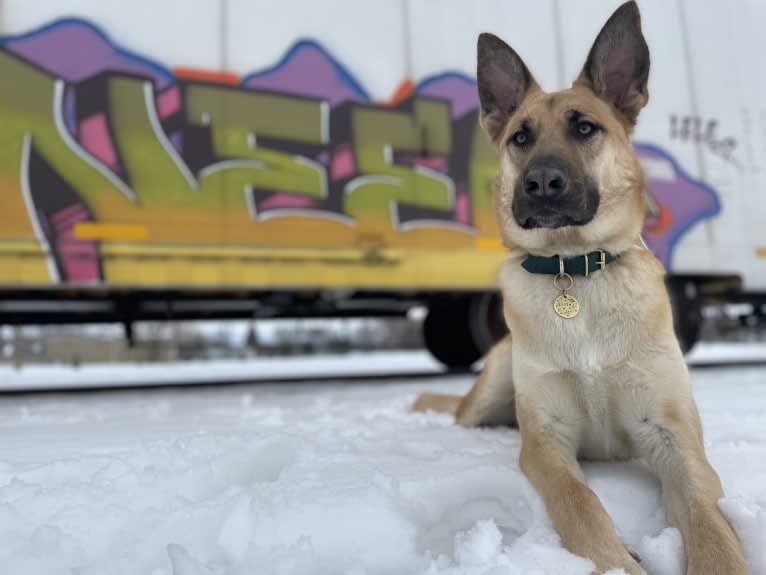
[576, 1, 650, 124]
[477, 33, 537, 142]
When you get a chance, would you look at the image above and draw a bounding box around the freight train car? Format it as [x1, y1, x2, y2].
[0, 0, 764, 367]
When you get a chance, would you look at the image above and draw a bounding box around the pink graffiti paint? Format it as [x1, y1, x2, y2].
[52, 204, 100, 283]
[455, 187, 470, 225]
[79, 113, 118, 170]
[52, 204, 88, 229]
[258, 193, 318, 211]
[59, 242, 99, 283]
[331, 145, 355, 180]
[157, 86, 181, 118]
[413, 156, 448, 171]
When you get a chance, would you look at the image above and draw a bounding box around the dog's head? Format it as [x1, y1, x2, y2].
[478, 1, 650, 256]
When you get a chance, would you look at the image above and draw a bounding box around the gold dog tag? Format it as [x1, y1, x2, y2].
[553, 268, 579, 318]
[553, 293, 580, 318]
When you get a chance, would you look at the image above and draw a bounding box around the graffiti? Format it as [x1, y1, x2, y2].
[0, 19, 719, 285]
[669, 114, 738, 164]
[636, 144, 720, 266]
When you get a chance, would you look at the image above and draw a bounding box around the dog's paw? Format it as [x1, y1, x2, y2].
[620, 559, 647, 575]
[598, 560, 646, 575]
[625, 543, 642, 564]
[593, 547, 647, 575]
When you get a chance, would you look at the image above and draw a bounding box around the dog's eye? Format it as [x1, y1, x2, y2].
[510, 130, 529, 147]
[576, 121, 596, 137]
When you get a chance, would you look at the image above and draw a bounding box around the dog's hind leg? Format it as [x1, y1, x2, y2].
[455, 334, 515, 426]
[411, 392, 463, 415]
[412, 335, 516, 427]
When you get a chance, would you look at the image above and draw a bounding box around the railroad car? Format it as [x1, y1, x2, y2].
[0, 0, 763, 366]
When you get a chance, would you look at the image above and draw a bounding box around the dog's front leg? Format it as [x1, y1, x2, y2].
[629, 395, 750, 575]
[516, 393, 646, 575]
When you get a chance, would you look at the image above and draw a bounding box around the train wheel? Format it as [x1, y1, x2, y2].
[423, 294, 508, 370]
[668, 280, 703, 353]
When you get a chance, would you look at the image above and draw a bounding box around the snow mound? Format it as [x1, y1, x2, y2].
[453, 519, 503, 566]
[637, 528, 685, 575]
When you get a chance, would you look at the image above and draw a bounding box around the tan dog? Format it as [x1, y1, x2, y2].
[413, 3, 749, 574]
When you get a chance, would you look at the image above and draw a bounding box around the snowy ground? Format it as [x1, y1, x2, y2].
[3, 341, 766, 391]
[0, 350, 446, 392]
[0, 350, 765, 574]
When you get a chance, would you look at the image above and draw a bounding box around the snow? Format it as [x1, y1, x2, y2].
[2, 341, 766, 392]
[0, 350, 445, 391]
[636, 528, 685, 575]
[0, 352, 765, 574]
[685, 341, 766, 365]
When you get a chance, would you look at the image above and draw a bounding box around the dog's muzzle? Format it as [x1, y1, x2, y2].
[513, 160, 599, 229]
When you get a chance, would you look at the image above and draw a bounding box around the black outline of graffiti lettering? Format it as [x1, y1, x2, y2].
[670, 114, 738, 165]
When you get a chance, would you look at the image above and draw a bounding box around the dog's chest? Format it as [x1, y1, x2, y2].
[501, 262, 644, 371]
[500, 258, 651, 458]
[572, 370, 636, 459]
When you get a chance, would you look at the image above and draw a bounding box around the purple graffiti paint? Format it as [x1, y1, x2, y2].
[3, 20, 172, 87]
[635, 144, 720, 267]
[1, 18, 722, 273]
[242, 42, 367, 105]
[417, 74, 478, 119]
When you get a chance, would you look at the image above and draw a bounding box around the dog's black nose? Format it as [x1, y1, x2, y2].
[523, 166, 568, 199]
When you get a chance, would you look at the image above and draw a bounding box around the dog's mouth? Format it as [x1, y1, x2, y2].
[518, 210, 581, 229]
[512, 186, 600, 230]
[516, 207, 594, 230]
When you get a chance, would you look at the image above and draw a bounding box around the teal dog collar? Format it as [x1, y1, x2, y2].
[521, 250, 618, 276]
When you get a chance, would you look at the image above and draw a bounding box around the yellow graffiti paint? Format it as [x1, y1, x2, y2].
[0, 41, 505, 289]
[74, 223, 149, 241]
[0, 241, 51, 283]
[98, 243, 507, 289]
[475, 237, 504, 250]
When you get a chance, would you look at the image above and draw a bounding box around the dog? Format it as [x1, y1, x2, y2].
[413, 2, 750, 574]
